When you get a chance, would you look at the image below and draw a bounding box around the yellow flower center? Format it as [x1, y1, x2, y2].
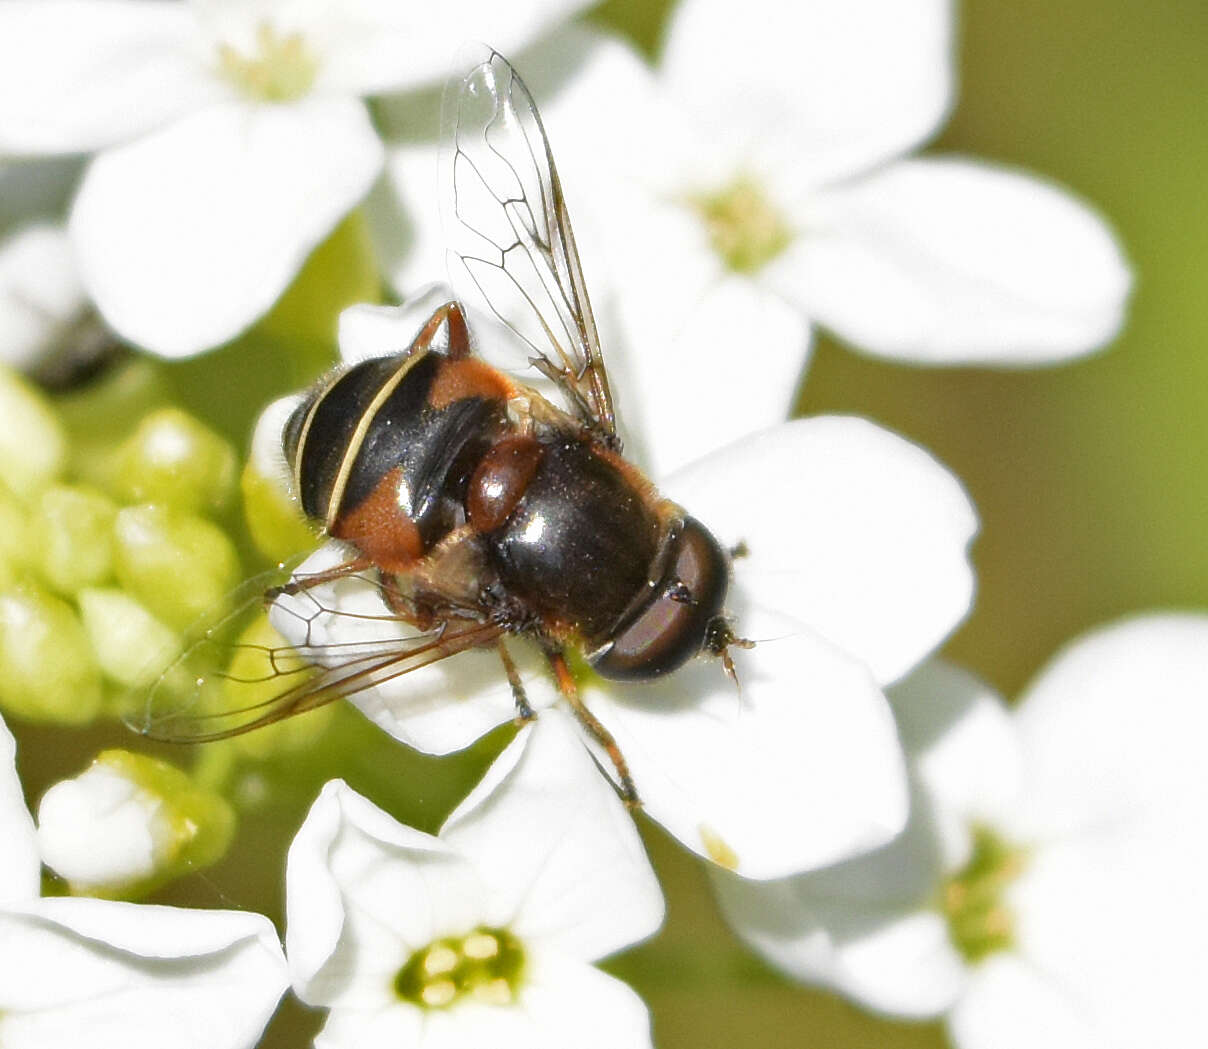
[218, 23, 318, 103]
[940, 826, 1026, 963]
[691, 177, 793, 275]
[395, 927, 526, 1010]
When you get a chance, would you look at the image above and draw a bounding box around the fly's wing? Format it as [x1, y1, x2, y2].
[131, 562, 503, 743]
[440, 48, 617, 443]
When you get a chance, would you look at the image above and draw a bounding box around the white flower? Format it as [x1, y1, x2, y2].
[712, 614, 1208, 1049]
[36, 750, 235, 897]
[0, 710, 39, 906]
[0, 157, 99, 375]
[262, 292, 978, 878]
[0, 0, 592, 358]
[0, 221, 92, 371]
[38, 757, 176, 893]
[286, 710, 662, 1049]
[0, 713, 288, 1048]
[381, 11, 1130, 475]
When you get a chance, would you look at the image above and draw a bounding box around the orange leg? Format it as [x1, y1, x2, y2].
[547, 649, 641, 808]
[414, 300, 472, 360]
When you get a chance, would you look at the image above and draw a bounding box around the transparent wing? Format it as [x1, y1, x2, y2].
[131, 562, 503, 743]
[441, 48, 617, 442]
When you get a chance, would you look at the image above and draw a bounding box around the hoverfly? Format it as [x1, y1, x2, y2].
[140, 50, 748, 802]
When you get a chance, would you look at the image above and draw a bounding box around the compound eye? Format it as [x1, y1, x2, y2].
[592, 517, 729, 681]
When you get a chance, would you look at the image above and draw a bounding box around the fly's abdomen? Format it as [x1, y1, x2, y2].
[283, 350, 507, 571]
[482, 438, 662, 641]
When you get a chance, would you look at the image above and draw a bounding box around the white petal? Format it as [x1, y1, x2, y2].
[70, 97, 383, 357]
[441, 710, 663, 961]
[987, 615, 1208, 1048]
[0, 0, 221, 154]
[710, 667, 1018, 1016]
[514, 952, 653, 1049]
[0, 713, 39, 905]
[712, 778, 964, 1018]
[778, 157, 1131, 364]
[337, 285, 457, 365]
[949, 954, 1103, 1049]
[37, 762, 170, 893]
[314, 1003, 423, 1049]
[1005, 829, 1208, 1049]
[413, 953, 652, 1049]
[1005, 612, 1208, 843]
[270, 543, 560, 755]
[249, 393, 304, 497]
[660, 0, 954, 189]
[285, 779, 486, 1008]
[606, 260, 810, 481]
[889, 660, 1021, 867]
[301, 0, 596, 96]
[372, 137, 444, 298]
[0, 897, 286, 1049]
[665, 416, 978, 685]
[585, 606, 908, 879]
[0, 223, 90, 372]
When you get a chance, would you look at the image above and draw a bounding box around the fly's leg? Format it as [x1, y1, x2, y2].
[265, 557, 374, 601]
[498, 640, 535, 724]
[547, 649, 640, 809]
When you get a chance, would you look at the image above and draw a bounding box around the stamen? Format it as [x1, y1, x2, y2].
[691, 177, 793, 275]
[941, 826, 1026, 962]
[218, 23, 318, 102]
[395, 927, 526, 1010]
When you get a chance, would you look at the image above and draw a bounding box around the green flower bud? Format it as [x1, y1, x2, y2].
[0, 367, 68, 500]
[78, 588, 181, 690]
[56, 358, 173, 489]
[112, 504, 241, 631]
[0, 483, 34, 581]
[37, 749, 236, 899]
[224, 612, 335, 760]
[241, 459, 317, 563]
[109, 408, 237, 515]
[31, 484, 118, 594]
[241, 397, 318, 563]
[0, 583, 103, 724]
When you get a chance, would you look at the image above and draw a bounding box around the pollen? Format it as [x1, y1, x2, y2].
[395, 927, 526, 1010]
[691, 177, 793, 275]
[700, 824, 739, 871]
[940, 825, 1026, 963]
[462, 931, 502, 960]
[422, 945, 459, 977]
[218, 22, 318, 103]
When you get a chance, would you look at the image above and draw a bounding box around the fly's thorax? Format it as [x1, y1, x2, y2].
[282, 350, 510, 568]
[480, 437, 664, 641]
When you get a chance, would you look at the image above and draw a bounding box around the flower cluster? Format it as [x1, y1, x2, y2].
[712, 615, 1208, 1048]
[2, 1, 1195, 1049]
[0, 366, 240, 727]
[0, 713, 287, 1047]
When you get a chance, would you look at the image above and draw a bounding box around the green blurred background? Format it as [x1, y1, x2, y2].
[14, 1, 1208, 1047]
